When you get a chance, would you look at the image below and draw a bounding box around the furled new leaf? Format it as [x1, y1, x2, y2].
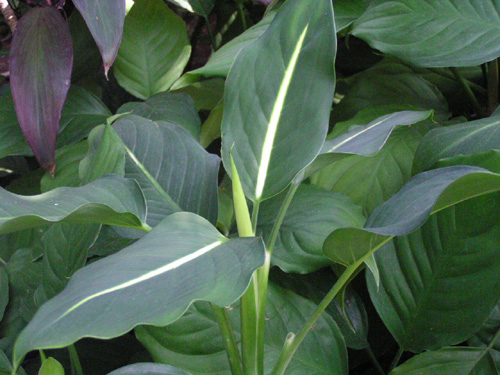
[13, 213, 265, 368]
[324, 166, 500, 266]
[9, 7, 73, 174]
[72, 0, 126, 76]
[352, 0, 500, 67]
[222, 0, 336, 201]
[0, 175, 147, 234]
[115, 0, 191, 99]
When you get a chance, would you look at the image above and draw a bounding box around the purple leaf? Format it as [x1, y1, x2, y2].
[72, 0, 126, 76]
[9, 6, 73, 175]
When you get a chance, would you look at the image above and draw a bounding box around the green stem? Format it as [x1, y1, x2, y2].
[212, 305, 244, 375]
[39, 350, 47, 363]
[426, 68, 487, 96]
[204, 16, 217, 52]
[389, 348, 404, 372]
[474, 324, 500, 366]
[238, 3, 248, 30]
[270, 260, 364, 375]
[68, 344, 84, 375]
[487, 60, 499, 114]
[365, 346, 386, 375]
[450, 67, 485, 117]
[251, 201, 260, 235]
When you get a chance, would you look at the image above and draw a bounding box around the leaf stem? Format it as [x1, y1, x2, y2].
[487, 60, 499, 114]
[212, 305, 244, 375]
[204, 16, 217, 52]
[389, 347, 404, 372]
[365, 346, 386, 375]
[450, 67, 485, 117]
[68, 344, 84, 375]
[270, 260, 364, 375]
[238, 2, 248, 30]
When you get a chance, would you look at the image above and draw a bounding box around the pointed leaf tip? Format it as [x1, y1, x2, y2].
[9, 6, 73, 172]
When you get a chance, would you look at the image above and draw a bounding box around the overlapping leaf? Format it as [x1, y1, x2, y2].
[9, 7, 73, 174]
[115, 0, 191, 99]
[222, 0, 336, 201]
[352, 0, 500, 67]
[108, 363, 192, 375]
[0, 175, 147, 234]
[13, 213, 265, 368]
[72, 0, 126, 75]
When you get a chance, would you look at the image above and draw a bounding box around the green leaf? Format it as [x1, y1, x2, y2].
[38, 358, 64, 375]
[115, 0, 191, 99]
[172, 78, 224, 111]
[334, 0, 370, 31]
[0, 350, 16, 375]
[413, 115, 500, 174]
[81, 115, 220, 226]
[390, 347, 497, 375]
[13, 212, 265, 368]
[367, 198, 500, 352]
[352, 0, 500, 67]
[108, 363, 193, 375]
[222, 0, 336, 201]
[165, 0, 214, 16]
[117, 92, 201, 140]
[331, 63, 449, 124]
[0, 175, 147, 234]
[72, 0, 126, 75]
[200, 99, 223, 148]
[469, 302, 500, 366]
[0, 267, 8, 321]
[137, 283, 347, 375]
[258, 184, 365, 273]
[41, 141, 88, 192]
[324, 166, 500, 268]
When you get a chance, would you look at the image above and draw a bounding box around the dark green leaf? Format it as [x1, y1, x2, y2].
[334, 0, 370, 31]
[352, 0, 500, 67]
[13, 213, 265, 368]
[390, 347, 497, 374]
[469, 302, 500, 366]
[258, 184, 365, 273]
[222, 0, 336, 201]
[367, 198, 500, 352]
[0, 175, 147, 234]
[117, 92, 201, 140]
[115, 0, 191, 99]
[0, 268, 8, 321]
[9, 7, 73, 174]
[72, 0, 126, 75]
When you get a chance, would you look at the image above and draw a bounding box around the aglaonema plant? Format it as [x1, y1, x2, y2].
[3, 0, 500, 374]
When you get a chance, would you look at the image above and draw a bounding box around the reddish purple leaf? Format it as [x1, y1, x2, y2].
[72, 0, 125, 76]
[10, 6, 73, 175]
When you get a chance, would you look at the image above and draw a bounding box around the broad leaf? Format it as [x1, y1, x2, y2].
[469, 301, 500, 365]
[390, 347, 497, 375]
[115, 0, 191, 99]
[13, 212, 265, 367]
[352, 0, 500, 67]
[367, 199, 500, 352]
[165, 0, 215, 16]
[0, 175, 147, 234]
[0, 268, 8, 321]
[324, 166, 500, 267]
[137, 283, 347, 375]
[38, 358, 64, 375]
[81, 116, 220, 226]
[222, 0, 336, 201]
[334, 0, 370, 31]
[9, 6, 73, 174]
[258, 185, 365, 273]
[108, 363, 192, 375]
[413, 115, 500, 174]
[117, 92, 201, 140]
[72, 0, 126, 75]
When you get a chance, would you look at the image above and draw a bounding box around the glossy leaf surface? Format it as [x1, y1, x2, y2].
[108, 363, 192, 375]
[72, 0, 126, 75]
[222, 0, 336, 201]
[390, 347, 497, 374]
[352, 0, 500, 67]
[9, 7, 73, 174]
[324, 166, 500, 266]
[0, 175, 147, 234]
[115, 0, 191, 99]
[13, 213, 265, 367]
[367, 200, 500, 351]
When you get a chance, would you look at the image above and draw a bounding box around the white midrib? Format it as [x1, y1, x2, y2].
[254, 25, 309, 200]
[54, 239, 224, 321]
